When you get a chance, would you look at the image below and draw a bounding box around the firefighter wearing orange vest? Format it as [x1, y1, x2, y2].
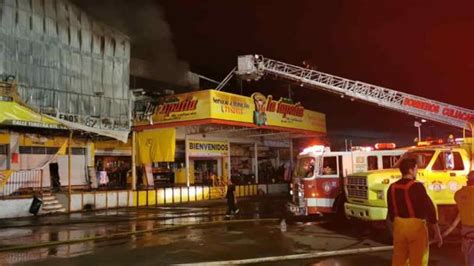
[387, 158, 443, 266]
[454, 171, 474, 265]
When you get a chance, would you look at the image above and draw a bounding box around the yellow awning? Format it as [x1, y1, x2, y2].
[0, 100, 129, 142]
[0, 101, 65, 129]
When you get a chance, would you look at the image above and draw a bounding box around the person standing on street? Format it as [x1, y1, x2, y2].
[454, 171, 474, 265]
[225, 183, 239, 217]
[387, 158, 443, 266]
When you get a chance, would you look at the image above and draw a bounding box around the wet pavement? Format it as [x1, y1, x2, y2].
[0, 197, 465, 265]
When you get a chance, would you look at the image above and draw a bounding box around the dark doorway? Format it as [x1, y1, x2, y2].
[49, 162, 61, 192]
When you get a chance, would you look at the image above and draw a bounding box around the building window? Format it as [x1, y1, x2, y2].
[0, 144, 7, 155]
[382, 155, 400, 169]
[322, 156, 337, 175]
[432, 152, 464, 171]
[368, 156, 378, 170]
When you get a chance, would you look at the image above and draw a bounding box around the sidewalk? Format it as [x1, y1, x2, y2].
[0, 196, 288, 229]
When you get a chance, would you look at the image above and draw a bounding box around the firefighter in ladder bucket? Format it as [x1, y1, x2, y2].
[387, 158, 443, 266]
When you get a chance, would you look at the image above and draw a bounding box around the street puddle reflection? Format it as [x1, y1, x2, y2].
[0, 207, 226, 265]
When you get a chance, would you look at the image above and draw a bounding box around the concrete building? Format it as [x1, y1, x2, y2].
[0, 0, 132, 136]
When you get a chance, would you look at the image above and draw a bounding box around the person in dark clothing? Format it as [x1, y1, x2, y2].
[387, 158, 442, 266]
[226, 184, 239, 216]
[49, 162, 61, 192]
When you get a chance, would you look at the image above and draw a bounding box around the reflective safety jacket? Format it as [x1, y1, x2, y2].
[455, 186, 474, 227]
[387, 178, 438, 224]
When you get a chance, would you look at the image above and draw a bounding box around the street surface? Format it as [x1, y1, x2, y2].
[0, 197, 464, 265]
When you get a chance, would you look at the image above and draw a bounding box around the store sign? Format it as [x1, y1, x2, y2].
[134, 90, 326, 134]
[158, 97, 198, 117]
[57, 112, 129, 131]
[188, 140, 229, 157]
[8, 120, 65, 129]
[250, 92, 304, 126]
[403, 97, 474, 122]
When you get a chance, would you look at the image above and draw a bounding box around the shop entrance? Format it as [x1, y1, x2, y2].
[192, 158, 222, 185]
[95, 156, 131, 189]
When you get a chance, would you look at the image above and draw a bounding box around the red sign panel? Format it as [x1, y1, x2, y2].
[403, 97, 474, 122]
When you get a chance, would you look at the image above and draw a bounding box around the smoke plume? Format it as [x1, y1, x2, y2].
[73, 0, 190, 86]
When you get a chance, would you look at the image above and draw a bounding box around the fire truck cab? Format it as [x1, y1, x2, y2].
[289, 144, 405, 216]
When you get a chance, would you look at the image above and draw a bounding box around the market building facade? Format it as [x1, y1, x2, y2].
[132, 89, 327, 194]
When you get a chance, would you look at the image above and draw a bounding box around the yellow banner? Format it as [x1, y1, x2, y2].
[0, 101, 65, 129]
[137, 128, 176, 164]
[134, 90, 326, 133]
[188, 140, 229, 157]
[0, 170, 13, 191]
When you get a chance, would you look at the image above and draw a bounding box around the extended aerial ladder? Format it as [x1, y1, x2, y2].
[235, 55, 474, 130]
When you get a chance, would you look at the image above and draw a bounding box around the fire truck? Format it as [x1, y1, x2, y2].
[289, 144, 405, 216]
[234, 54, 474, 223]
[344, 138, 473, 225]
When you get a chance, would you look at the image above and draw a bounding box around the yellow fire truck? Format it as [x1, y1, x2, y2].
[344, 138, 472, 225]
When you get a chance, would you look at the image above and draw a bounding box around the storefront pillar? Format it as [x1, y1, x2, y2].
[68, 130, 73, 211]
[185, 135, 190, 187]
[254, 142, 259, 184]
[289, 138, 294, 171]
[131, 131, 137, 190]
[227, 140, 231, 184]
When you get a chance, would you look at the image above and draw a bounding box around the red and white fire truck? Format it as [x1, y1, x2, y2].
[289, 144, 405, 216]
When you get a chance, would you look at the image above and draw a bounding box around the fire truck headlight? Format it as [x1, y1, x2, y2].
[376, 191, 385, 200]
[298, 192, 303, 197]
[290, 190, 293, 195]
[381, 178, 390, 185]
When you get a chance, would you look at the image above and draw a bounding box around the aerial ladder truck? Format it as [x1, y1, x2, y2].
[235, 54, 474, 224]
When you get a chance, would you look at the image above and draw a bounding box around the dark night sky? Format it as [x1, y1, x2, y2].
[79, 0, 474, 145]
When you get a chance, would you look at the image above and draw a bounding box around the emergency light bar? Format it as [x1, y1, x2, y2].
[351, 146, 373, 152]
[375, 143, 397, 150]
[417, 139, 445, 146]
[300, 145, 328, 155]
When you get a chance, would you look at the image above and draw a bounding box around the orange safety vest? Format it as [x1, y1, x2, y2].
[391, 179, 416, 218]
[455, 186, 474, 227]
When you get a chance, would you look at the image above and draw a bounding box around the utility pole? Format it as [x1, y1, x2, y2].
[238, 78, 244, 95]
[288, 84, 292, 100]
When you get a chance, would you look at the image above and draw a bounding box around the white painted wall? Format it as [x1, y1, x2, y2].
[0, 198, 33, 219]
[18, 154, 87, 187]
[57, 155, 87, 186]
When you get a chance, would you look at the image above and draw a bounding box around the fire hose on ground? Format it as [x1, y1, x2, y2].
[174, 218, 460, 265]
[0, 215, 460, 265]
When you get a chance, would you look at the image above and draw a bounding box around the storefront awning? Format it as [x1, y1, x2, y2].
[0, 101, 65, 129]
[0, 100, 130, 143]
